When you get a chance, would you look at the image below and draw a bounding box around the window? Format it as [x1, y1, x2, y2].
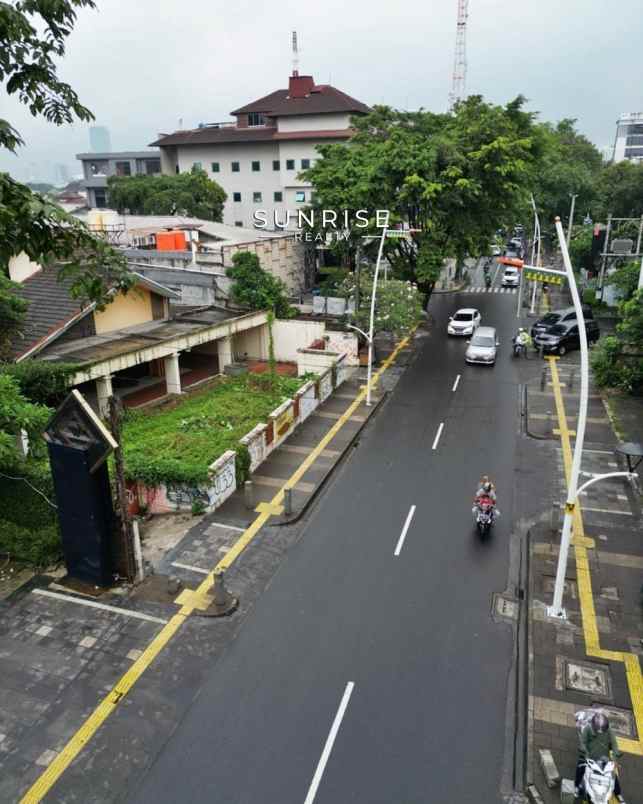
[274, 191, 283, 202]
[248, 113, 265, 126]
[192, 161, 202, 170]
[295, 191, 306, 203]
[286, 159, 295, 170]
[115, 161, 131, 176]
[253, 192, 262, 203]
[252, 161, 260, 172]
[93, 188, 108, 208]
[233, 192, 242, 202]
[301, 158, 310, 169]
[212, 162, 220, 172]
[625, 147, 643, 159]
[142, 159, 161, 175]
[272, 160, 280, 171]
[235, 221, 243, 227]
[231, 161, 240, 172]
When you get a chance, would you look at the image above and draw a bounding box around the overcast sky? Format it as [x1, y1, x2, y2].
[2, 0, 641, 182]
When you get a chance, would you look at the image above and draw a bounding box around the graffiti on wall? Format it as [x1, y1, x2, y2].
[319, 371, 333, 402]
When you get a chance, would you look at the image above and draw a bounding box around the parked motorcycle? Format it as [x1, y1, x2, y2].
[473, 497, 496, 537]
[579, 757, 617, 804]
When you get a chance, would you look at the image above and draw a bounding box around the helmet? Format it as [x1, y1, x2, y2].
[482, 482, 492, 493]
[518, 327, 525, 333]
[591, 713, 609, 733]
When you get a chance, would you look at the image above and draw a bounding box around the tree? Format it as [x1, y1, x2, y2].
[1, 1, 133, 310]
[305, 97, 540, 305]
[338, 271, 423, 339]
[607, 261, 640, 301]
[0, 374, 50, 468]
[107, 166, 227, 221]
[226, 251, 293, 318]
[594, 161, 643, 219]
[530, 119, 603, 229]
[0, 273, 28, 359]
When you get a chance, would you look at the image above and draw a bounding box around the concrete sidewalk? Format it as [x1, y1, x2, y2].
[526, 357, 643, 802]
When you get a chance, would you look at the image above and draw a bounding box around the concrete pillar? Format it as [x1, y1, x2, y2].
[96, 375, 113, 417]
[217, 335, 233, 373]
[164, 352, 182, 395]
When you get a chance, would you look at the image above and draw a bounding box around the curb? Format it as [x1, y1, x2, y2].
[274, 390, 388, 526]
[431, 281, 469, 295]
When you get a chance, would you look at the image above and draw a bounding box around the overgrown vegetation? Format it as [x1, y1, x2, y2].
[337, 271, 423, 338]
[121, 374, 306, 487]
[0, 360, 77, 405]
[107, 165, 227, 221]
[226, 251, 294, 317]
[591, 289, 643, 393]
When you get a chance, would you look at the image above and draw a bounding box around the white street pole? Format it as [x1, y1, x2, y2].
[366, 218, 389, 407]
[548, 215, 591, 619]
[566, 194, 578, 250]
[515, 264, 524, 318]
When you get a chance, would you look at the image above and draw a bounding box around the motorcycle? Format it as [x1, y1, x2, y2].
[512, 338, 527, 358]
[484, 273, 492, 289]
[473, 496, 496, 537]
[579, 757, 617, 804]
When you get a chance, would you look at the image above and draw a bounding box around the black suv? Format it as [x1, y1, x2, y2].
[530, 305, 594, 339]
[533, 319, 600, 355]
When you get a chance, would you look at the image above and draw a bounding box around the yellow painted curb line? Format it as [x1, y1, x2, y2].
[547, 357, 643, 757]
[20, 332, 414, 803]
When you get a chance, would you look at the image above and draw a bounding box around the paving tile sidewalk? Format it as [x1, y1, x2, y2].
[527, 360, 643, 802]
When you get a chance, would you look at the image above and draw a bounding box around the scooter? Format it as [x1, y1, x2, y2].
[484, 273, 492, 289]
[579, 757, 617, 803]
[473, 497, 496, 537]
[512, 338, 527, 358]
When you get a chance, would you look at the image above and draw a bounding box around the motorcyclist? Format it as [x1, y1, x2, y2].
[475, 476, 496, 503]
[574, 712, 626, 802]
[513, 327, 531, 356]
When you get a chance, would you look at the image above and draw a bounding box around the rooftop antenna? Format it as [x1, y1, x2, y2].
[291, 30, 299, 76]
[448, 0, 469, 109]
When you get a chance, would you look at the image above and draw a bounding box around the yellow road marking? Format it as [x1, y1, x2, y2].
[547, 357, 643, 756]
[21, 333, 412, 803]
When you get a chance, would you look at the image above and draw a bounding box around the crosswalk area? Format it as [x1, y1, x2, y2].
[465, 286, 517, 294]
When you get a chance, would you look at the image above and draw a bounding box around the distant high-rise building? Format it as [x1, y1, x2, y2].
[53, 163, 70, 187]
[89, 125, 112, 153]
[612, 113, 643, 163]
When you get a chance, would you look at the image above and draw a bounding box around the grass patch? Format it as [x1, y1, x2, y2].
[122, 373, 307, 487]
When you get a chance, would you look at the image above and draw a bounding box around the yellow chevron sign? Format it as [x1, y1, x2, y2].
[524, 270, 564, 285]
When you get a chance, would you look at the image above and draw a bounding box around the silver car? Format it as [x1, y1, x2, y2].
[465, 326, 499, 365]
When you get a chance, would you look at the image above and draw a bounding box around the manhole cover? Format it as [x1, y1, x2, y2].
[493, 594, 519, 620]
[592, 705, 637, 739]
[565, 660, 611, 698]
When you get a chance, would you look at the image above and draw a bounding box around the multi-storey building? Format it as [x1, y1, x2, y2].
[612, 113, 643, 163]
[151, 72, 370, 230]
[76, 150, 162, 208]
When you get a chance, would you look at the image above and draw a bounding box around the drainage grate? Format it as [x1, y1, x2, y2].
[493, 593, 519, 620]
[565, 659, 612, 699]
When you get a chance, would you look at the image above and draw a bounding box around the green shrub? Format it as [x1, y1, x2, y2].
[0, 520, 61, 566]
[0, 461, 57, 531]
[591, 336, 640, 392]
[0, 361, 77, 405]
[582, 288, 596, 305]
[191, 499, 205, 516]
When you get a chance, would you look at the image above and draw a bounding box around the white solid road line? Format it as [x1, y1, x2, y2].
[32, 588, 168, 624]
[304, 682, 355, 804]
[432, 422, 445, 450]
[171, 561, 209, 575]
[452, 374, 461, 392]
[394, 505, 417, 556]
[208, 522, 245, 533]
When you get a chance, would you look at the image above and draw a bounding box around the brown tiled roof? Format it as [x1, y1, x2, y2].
[231, 84, 371, 117]
[151, 127, 354, 148]
[9, 266, 93, 360]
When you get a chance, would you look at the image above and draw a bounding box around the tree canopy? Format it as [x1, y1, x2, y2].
[305, 97, 540, 301]
[0, 0, 133, 312]
[107, 166, 227, 221]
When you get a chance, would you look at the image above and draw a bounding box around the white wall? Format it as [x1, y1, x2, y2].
[277, 113, 351, 132]
[272, 319, 325, 362]
[8, 252, 41, 283]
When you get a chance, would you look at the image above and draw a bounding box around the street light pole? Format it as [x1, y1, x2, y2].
[548, 215, 591, 619]
[566, 193, 578, 250]
[365, 217, 390, 407]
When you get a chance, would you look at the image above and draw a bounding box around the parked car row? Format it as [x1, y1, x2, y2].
[531, 305, 600, 354]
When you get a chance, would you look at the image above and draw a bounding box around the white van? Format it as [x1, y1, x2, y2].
[502, 267, 519, 288]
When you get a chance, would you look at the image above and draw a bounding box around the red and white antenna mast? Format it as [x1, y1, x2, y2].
[291, 30, 299, 76]
[449, 0, 469, 109]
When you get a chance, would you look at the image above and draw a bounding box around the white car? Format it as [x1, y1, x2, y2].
[490, 245, 501, 256]
[448, 308, 481, 336]
[502, 267, 519, 288]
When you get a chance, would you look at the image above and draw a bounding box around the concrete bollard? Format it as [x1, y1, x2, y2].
[197, 569, 238, 617]
[244, 480, 253, 510]
[284, 487, 292, 516]
[560, 779, 575, 803]
[538, 748, 561, 789]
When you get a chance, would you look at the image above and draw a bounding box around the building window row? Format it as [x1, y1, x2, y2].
[624, 147, 643, 159]
[199, 159, 313, 174]
[231, 191, 294, 203]
[626, 135, 643, 147]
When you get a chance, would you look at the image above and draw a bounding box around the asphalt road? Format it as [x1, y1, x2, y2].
[130, 272, 525, 804]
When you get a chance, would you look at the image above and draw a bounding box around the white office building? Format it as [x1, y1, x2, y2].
[152, 72, 370, 230]
[612, 112, 643, 163]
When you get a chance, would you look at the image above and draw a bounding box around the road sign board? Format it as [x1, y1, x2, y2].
[523, 269, 564, 285]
